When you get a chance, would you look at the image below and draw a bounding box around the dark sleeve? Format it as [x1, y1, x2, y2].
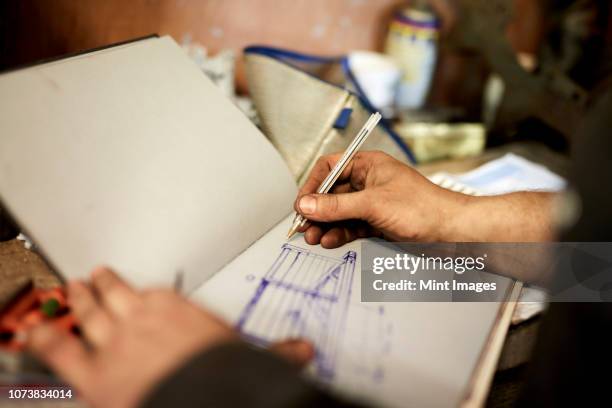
[140, 342, 363, 408]
[518, 81, 612, 406]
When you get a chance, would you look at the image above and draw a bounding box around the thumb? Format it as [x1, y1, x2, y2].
[270, 339, 315, 368]
[297, 191, 370, 222]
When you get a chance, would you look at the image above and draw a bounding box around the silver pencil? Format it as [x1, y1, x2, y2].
[287, 112, 382, 239]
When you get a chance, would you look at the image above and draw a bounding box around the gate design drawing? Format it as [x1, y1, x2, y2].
[237, 244, 356, 379]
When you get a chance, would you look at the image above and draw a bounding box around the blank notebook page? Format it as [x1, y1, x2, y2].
[0, 36, 296, 290]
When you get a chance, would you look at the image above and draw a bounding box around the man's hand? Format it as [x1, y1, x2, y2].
[27, 267, 314, 408]
[295, 151, 556, 247]
[295, 151, 467, 247]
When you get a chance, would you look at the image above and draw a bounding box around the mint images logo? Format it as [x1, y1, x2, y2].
[361, 243, 510, 302]
[363, 242, 612, 302]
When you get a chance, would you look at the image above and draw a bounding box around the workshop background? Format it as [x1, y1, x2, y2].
[0, 2, 582, 91]
[1, 0, 610, 149]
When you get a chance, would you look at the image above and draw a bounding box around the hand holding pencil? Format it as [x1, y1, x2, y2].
[287, 112, 382, 239]
[291, 148, 468, 248]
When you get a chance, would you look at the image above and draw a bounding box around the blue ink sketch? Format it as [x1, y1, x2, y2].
[237, 244, 356, 380]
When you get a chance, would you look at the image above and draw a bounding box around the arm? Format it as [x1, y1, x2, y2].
[26, 268, 359, 408]
[143, 342, 361, 408]
[295, 151, 557, 246]
[443, 191, 556, 242]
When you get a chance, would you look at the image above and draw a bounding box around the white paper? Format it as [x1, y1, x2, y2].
[192, 215, 513, 407]
[430, 153, 566, 196]
[0, 36, 297, 291]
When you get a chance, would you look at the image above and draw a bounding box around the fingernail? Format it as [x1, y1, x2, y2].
[299, 196, 316, 215]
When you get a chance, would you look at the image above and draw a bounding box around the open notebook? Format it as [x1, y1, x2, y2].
[0, 36, 515, 407]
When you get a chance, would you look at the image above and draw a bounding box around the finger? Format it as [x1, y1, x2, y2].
[297, 191, 371, 223]
[297, 151, 374, 201]
[91, 267, 142, 319]
[295, 154, 363, 214]
[304, 224, 324, 245]
[341, 219, 380, 239]
[312, 220, 378, 248]
[330, 183, 353, 195]
[270, 339, 315, 368]
[297, 154, 343, 200]
[320, 226, 357, 249]
[27, 323, 93, 391]
[68, 281, 113, 347]
[296, 220, 311, 233]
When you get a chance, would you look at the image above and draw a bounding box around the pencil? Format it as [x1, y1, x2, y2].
[287, 112, 382, 239]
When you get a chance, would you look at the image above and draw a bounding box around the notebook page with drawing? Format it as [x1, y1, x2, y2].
[0, 36, 297, 291]
[191, 214, 515, 408]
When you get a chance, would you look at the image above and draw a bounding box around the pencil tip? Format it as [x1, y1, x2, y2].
[287, 228, 296, 240]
